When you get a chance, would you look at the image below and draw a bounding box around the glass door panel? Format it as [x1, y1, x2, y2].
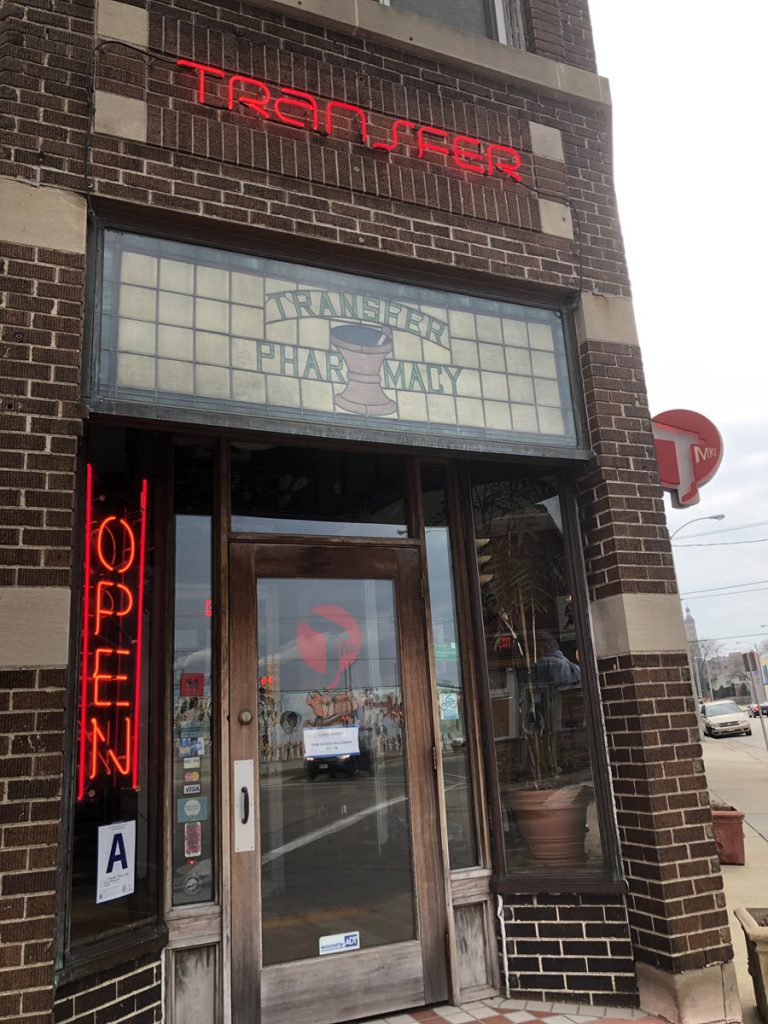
[257, 578, 416, 964]
[228, 541, 449, 1024]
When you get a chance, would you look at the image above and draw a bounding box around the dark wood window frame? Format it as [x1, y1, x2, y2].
[55, 428, 171, 985]
[82, 211, 592, 466]
[457, 463, 626, 895]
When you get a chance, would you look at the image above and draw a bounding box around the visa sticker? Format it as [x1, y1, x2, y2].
[184, 784, 202, 795]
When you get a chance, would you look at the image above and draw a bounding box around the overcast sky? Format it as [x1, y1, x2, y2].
[587, 1, 768, 656]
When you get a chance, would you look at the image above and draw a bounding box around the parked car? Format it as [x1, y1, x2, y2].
[747, 702, 768, 717]
[700, 700, 752, 738]
[305, 746, 375, 780]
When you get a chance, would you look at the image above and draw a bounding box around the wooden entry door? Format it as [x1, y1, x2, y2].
[229, 540, 449, 1024]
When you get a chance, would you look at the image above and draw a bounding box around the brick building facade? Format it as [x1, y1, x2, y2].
[0, 2, 739, 1023]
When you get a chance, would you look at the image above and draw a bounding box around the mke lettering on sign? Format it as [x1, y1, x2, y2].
[177, 59, 524, 182]
[651, 410, 723, 508]
[77, 465, 148, 798]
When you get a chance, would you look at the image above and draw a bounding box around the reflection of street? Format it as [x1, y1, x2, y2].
[260, 756, 416, 965]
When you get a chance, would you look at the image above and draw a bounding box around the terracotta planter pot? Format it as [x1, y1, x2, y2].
[507, 785, 591, 867]
[711, 806, 745, 865]
[735, 908, 768, 1024]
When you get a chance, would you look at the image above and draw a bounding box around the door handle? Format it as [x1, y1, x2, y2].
[234, 759, 255, 852]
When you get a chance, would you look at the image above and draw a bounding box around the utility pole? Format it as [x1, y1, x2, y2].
[744, 649, 768, 753]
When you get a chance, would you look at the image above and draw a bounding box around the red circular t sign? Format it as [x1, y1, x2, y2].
[651, 409, 723, 508]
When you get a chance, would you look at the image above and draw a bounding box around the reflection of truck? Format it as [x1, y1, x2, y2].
[303, 724, 375, 780]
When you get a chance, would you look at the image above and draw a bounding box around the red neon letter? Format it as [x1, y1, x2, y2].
[89, 716, 132, 780]
[96, 516, 136, 574]
[488, 143, 523, 182]
[94, 581, 134, 634]
[92, 648, 131, 707]
[274, 88, 319, 131]
[371, 118, 416, 152]
[325, 101, 367, 142]
[78, 464, 94, 800]
[228, 75, 272, 118]
[417, 126, 450, 159]
[177, 59, 226, 104]
[452, 135, 486, 174]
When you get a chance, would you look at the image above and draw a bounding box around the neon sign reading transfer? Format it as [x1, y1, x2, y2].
[77, 465, 148, 798]
[177, 59, 524, 182]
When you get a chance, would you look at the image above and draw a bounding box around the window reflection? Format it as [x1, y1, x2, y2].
[471, 467, 604, 874]
[231, 445, 407, 537]
[258, 578, 417, 964]
[422, 466, 478, 869]
[171, 446, 215, 904]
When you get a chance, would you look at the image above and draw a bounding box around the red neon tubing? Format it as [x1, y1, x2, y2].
[131, 479, 148, 788]
[77, 464, 93, 800]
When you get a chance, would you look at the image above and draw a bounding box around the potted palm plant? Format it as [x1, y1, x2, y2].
[475, 478, 593, 868]
[500, 607, 592, 867]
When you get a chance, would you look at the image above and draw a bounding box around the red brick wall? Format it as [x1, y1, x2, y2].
[499, 894, 637, 1005]
[0, 0, 731, 1017]
[53, 954, 163, 1024]
[0, 235, 85, 1021]
[87, 3, 626, 296]
[525, 0, 598, 72]
[575, 342, 732, 972]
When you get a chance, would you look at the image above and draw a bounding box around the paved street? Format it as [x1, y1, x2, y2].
[701, 725, 768, 1024]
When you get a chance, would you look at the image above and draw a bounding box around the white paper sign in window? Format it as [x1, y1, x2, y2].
[303, 726, 361, 758]
[96, 820, 136, 904]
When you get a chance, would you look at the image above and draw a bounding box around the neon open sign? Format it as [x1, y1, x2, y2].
[177, 59, 524, 182]
[77, 465, 148, 798]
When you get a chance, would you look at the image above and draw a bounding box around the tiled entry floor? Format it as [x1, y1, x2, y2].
[359, 998, 660, 1024]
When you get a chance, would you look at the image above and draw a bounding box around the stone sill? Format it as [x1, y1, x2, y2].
[250, 0, 611, 108]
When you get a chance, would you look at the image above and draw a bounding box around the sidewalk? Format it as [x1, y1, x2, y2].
[360, 998, 659, 1024]
[702, 728, 768, 1024]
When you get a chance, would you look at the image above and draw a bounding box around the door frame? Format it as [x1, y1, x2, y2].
[227, 536, 450, 1024]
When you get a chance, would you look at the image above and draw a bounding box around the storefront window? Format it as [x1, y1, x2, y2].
[171, 446, 215, 904]
[387, 0, 495, 40]
[231, 445, 407, 537]
[69, 430, 158, 948]
[422, 466, 478, 869]
[94, 231, 576, 457]
[471, 465, 605, 876]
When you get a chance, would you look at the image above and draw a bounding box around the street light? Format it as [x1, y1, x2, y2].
[669, 513, 725, 540]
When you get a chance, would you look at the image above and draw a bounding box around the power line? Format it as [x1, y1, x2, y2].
[681, 578, 768, 596]
[675, 538, 768, 547]
[684, 588, 768, 601]
[696, 632, 768, 642]
[671, 518, 768, 539]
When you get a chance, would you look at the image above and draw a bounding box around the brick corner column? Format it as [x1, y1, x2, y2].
[573, 291, 740, 1024]
[0, 174, 88, 1022]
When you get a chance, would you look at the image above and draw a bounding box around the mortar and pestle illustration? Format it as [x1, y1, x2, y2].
[330, 323, 397, 416]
